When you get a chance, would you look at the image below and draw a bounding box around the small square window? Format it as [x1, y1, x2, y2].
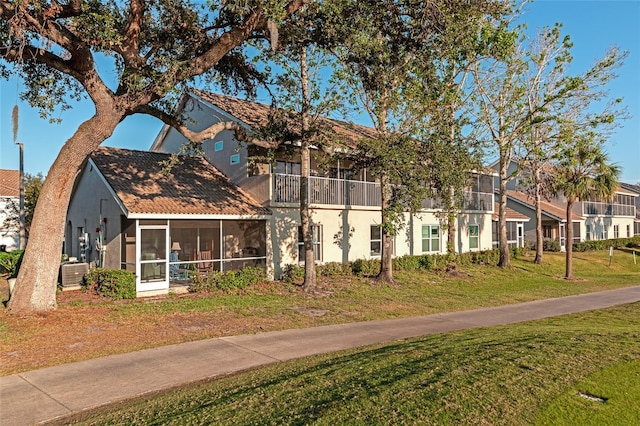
[214, 141, 224, 151]
[230, 154, 240, 165]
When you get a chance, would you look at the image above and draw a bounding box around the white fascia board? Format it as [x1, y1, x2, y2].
[126, 213, 271, 220]
[89, 158, 129, 217]
[149, 123, 172, 151]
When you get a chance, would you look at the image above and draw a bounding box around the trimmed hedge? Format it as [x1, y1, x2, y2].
[282, 248, 508, 282]
[189, 266, 266, 292]
[83, 269, 137, 299]
[573, 236, 640, 252]
[278, 236, 639, 282]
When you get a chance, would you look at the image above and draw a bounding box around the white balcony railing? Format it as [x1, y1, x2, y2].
[273, 174, 492, 212]
[273, 174, 381, 207]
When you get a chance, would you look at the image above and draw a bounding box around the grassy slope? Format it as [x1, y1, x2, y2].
[67, 303, 640, 425]
[1, 250, 639, 375]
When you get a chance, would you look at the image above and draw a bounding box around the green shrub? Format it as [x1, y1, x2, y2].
[392, 255, 421, 271]
[83, 269, 136, 299]
[218, 267, 266, 290]
[188, 270, 223, 292]
[189, 267, 266, 292]
[317, 262, 352, 277]
[351, 258, 380, 277]
[281, 264, 304, 284]
[0, 250, 24, 278]
[543, 239, 561, 252]
[573, 236, 640, 252]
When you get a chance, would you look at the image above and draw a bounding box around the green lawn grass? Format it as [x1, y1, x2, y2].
[66, 302, 640, 425]
[2, 249, 639, 377]
[108, 249, 640, 321]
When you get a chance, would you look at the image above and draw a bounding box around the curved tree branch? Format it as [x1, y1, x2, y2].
[137, 104, 279, 149]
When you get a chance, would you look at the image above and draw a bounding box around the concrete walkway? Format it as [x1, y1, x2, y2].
[2, 285, 640, 425]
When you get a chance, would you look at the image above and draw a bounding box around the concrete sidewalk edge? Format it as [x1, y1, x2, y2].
[1, 285, 639, 425]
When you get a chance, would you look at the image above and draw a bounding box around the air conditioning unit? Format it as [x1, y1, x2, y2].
[60, 263, 89, 288]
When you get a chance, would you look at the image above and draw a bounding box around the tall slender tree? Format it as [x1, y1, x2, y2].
[330, 0, 511, 281]
[258, 4, 346, 292]
[519, 25, 627, 264]
[1, 0, 305, 312]
[471, 22, 626, 267]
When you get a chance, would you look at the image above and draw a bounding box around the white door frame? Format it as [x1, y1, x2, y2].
[136, 220, 170, 292]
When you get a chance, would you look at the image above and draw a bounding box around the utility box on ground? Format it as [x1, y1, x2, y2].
[60, 262, 89, 289]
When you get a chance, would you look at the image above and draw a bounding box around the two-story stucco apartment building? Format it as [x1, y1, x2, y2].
[66, 90, 501, 295]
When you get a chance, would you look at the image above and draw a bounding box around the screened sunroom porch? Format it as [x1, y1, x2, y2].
[121, 218, 268, 293]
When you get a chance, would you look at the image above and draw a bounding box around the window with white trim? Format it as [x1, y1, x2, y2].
[469, 225, 479, 250]
[614, 224, 619, 239]
[370, 225, 382, 256]
[627, 224, 631, 238]
[421, 225, 440, 252]
[586, 224, 592, 241]
[298, 225, 322, 262]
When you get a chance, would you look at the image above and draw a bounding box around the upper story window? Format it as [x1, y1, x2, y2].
[214, 141, 224, 151]
[470, 173, 494, 194]
[230, 154, 240, 165]
[274, 161, 301, 175]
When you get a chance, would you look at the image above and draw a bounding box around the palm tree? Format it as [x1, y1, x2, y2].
[555, 136, 620, 279]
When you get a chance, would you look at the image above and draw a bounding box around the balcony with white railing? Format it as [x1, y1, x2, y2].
[582, 201, 635, 217]
[273, 174, 494, 213]
[273, 174, 381, 207]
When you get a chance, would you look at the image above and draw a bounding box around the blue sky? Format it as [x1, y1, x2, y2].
[1, 0, 639, 183]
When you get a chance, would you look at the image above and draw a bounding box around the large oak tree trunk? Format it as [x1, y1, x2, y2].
[8, 113, 121, 312]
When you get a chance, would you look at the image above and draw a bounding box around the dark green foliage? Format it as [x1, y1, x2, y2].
[189, 267, 266, 292]
[281, 264, 305, 285]
[573, 236, 640, 252]
[456, 249, 501, 266]
[351, 258, 381, 277]
[83, 269, 136, 300]
[0, 250, 24, 278]
[543, 239, 561, 252]
[316, 262, 352, 277]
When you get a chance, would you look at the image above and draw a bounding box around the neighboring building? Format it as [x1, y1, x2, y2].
[491, 203, 530, 249]
[0, 169, 20, 251]
[492, 160, 637, 251]
[149, 90, 496, 280]
[503, 190, 583, 252]
[618, 182, 640, 236]
[66, 147, 270, 295]
[579, 186, 637, 241]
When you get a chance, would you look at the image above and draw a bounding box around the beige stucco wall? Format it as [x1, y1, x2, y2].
[582, 215, 635, 240]
[269, 206, 493, 278]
